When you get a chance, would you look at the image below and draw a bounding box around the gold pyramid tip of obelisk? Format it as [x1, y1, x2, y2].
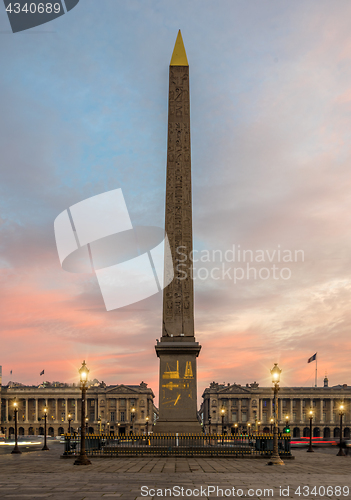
[170, 30, 188, 66]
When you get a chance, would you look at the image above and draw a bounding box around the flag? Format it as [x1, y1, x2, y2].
[307, 353, 317, 363]
[40, 369, 44, 376]
[10, 370, 12, 375]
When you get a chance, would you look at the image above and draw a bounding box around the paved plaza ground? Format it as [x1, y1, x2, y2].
[0, 442, 350, 500]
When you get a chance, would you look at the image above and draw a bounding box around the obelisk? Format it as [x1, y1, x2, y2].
[155, 31, 202, 434]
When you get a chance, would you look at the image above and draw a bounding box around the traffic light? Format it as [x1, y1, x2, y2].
[283, 425, 290, 434]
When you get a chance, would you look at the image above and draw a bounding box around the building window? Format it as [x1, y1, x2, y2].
[231, 412, 237, 422]
[263, 400, 267, 407]
[323, 412, 326, 421]
[120, 399, 125, 407]
[231, 400, 237, 407]
[262, 413, 267, 423]
[130, 399, 135, 407]
[312, 400, 316, 407]
[293, 412, 296, 421]
[120, 412, 125, 422]
[323, 401, 327, 408]
[293, 400, 297, 408]
[282, 400, 287, 408]
[110, 412, 115, 422]
[242, 413, 247, 422]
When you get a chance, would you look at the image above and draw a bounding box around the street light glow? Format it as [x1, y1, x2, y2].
[270, 363, 282, 384]
[79, 360, 89, 382]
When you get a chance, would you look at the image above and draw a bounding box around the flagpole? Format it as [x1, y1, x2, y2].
[315, 354, 317, 387]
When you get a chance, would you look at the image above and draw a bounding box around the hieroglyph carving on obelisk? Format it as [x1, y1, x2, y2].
[163, 30, 194, 339]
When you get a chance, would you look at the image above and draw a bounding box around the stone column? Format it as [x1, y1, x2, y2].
[5, 399, 8, 423]
[330, 399, 334, 423]
[35, 399, 38, 423]
[278, 398, 282, 423]
[65, 398, 68, 421]
[300, 399, 303, 423]
[269, 398, 273, 419]
[247, 400, 251, 423]
[95, 399, 98, 421]
[289, 399, 293, 421]
[258, 399, 262, 421]
[320, 399, 323, 422]
[25, 398, 28, 422]
[238, 400, 242, 425]
[55, 399, 58, 422]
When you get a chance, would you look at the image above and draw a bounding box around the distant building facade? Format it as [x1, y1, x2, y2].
[200, 376, 351, 439]
[0, 377, 157, 437]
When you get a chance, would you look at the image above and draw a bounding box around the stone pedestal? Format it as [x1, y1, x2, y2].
[154, 338, 201, 434]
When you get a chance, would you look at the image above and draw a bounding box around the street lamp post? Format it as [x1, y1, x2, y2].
[208, 415, 211, 435]
[11, 402, 21, 455]
[107, 421, 110, 435]
[234, 423, 238, 434]
[131, 408, 136, 435]
[221, 408, 225, 444]
[258, 421, 261, 434]
[145, 416, 149, 435]
[270, 417, 274, 434]
[267, 363, 284, 466]
[248, 423, 251, 435]
[68, 414, 72, 435]
[74, 360, 91, 466]
[307, 410, 314, 452]
[337, 404, 345, 456]
[85, 417, 89, 435]
[42, 408, 49, 451]
[117, 423, 120, 436]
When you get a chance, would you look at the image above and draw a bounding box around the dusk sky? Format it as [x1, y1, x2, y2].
[1, 1, 351, 404]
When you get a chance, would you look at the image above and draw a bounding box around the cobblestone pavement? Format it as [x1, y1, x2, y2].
[0, 444, 350, 500]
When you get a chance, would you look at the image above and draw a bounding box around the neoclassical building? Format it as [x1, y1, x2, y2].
[200, 376, 351, 439]
[0, 378, 157, 437]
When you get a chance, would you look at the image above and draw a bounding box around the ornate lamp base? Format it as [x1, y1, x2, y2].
[267, 454, 284, 466]
[11, 446, 22, 455]
[74, 455, 91, 466]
